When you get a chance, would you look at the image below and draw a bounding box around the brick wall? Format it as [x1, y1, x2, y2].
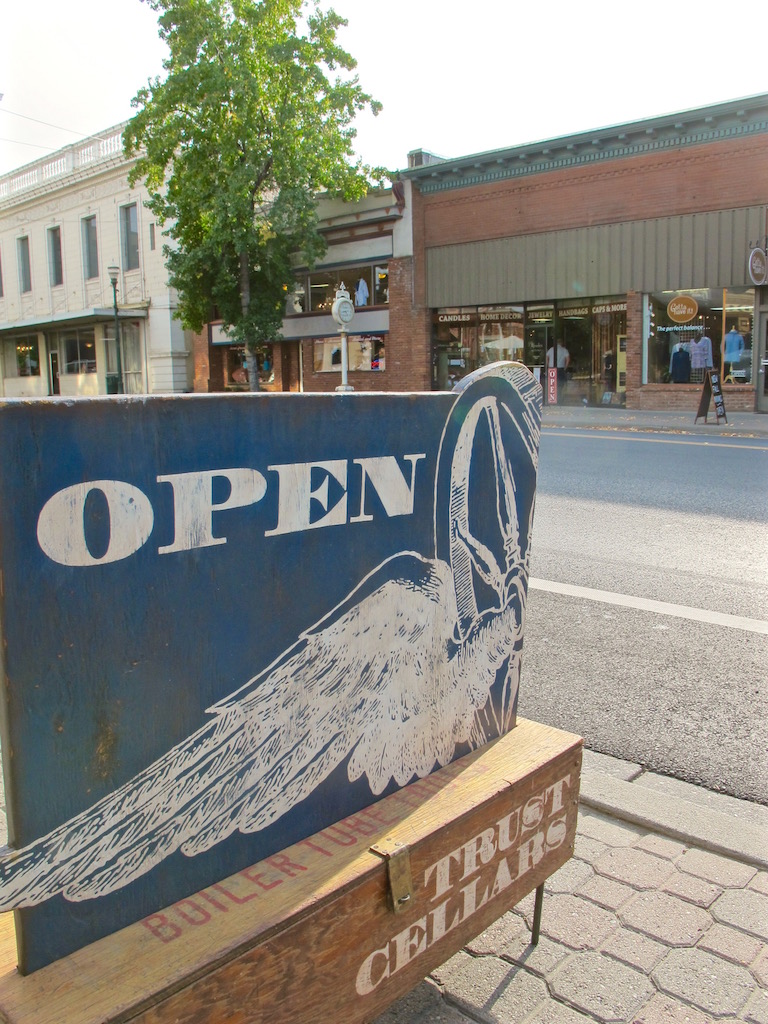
[628, 383, 756, 412]
[300, 255, 432, 393]
[420, 135, 768, 248]
[387, 256, 431, 392]
[192, 327, 225, 392]
[625, 291, 643, 395]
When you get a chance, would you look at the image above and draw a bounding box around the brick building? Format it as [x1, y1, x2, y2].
[177, 95, 768, 414]
[403, 93, 768, 413]
[192, 184, 429, 394]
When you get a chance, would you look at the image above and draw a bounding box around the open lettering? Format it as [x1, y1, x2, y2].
[36, 454, 426, 567]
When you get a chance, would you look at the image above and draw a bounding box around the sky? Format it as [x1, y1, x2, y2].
[2, 0, 768, 178]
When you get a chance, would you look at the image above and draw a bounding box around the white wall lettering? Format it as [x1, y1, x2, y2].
[265, 460, 348, 537]
[37, 480, 154, 567]
[349, 455, 425, 523]
[36, 454, 428, 564]
[157, 469, 267, 554]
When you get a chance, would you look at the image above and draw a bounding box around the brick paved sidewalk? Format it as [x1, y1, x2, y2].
[376, 774, 768, 1024]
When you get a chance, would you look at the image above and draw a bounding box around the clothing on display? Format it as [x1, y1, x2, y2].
[670, 345, 691, 383]
[723, 328, 744, 364]
[355, 278, 370, 306]
[690, 335, 713, 370]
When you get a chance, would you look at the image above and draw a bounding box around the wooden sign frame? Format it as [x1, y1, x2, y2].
[0, 720, 581, 1024]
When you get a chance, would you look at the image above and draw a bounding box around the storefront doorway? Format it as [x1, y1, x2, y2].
[48, 349, 60, 396]
[756, 299, 768, 413]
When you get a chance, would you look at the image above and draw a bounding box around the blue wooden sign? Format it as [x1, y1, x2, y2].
[0, 363, 540, 973]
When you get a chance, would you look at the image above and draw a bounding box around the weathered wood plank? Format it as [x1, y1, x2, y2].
[0, 720, 581, 1024]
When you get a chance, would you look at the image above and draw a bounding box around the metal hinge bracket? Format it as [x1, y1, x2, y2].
[370, 838, 413, 914]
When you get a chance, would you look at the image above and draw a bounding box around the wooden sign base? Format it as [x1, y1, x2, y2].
[0, 719, 581, 1024]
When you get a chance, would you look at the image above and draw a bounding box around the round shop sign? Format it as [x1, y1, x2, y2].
[748, 247, 767, 286]
[666, 295, 698, 324]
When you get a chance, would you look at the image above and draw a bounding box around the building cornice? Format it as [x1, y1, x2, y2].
[403, 94, 768, 195]
[0, 124, 133, 209]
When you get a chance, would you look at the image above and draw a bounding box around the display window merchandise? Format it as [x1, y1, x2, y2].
[289, 263, 389, 314]
[646, 288, 755, 386]
[432, 299, 626, 403]
[313, 334, 386, 373]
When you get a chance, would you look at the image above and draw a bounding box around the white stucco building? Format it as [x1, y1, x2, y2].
[0, 125, 192, 398]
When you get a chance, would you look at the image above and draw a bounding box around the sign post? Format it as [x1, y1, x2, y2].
[0, 365, 586, 1023]
[331, 283, 355, 392]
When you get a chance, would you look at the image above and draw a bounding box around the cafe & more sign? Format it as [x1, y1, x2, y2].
[0, 363, 541, 974]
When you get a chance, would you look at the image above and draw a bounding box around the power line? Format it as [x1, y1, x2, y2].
[0, 107, 118, 145]
[0, 107, 92, 138]
[0, 136, 59, 152]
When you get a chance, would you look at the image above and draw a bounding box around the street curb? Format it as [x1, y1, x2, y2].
[540, 421, 768, 439]
[580, 773, 768, 870]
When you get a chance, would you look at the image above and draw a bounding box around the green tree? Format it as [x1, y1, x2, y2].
[124, 0, 383, 390]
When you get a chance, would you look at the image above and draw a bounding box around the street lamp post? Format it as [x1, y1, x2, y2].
[331, 283, 355, 392]
[107, 264, 124, 395]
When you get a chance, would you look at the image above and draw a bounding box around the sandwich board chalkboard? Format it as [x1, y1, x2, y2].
[0, 363, 541, 974]
[695, 368, 728, 424]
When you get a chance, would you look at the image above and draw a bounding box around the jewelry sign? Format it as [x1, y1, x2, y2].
[0, 363, 540, 973]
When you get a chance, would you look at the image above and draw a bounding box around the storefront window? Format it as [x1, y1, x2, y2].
[647, 288, 754, 385]
[313, 335, 386, 372]
[3, 335, 40, 377]
[432, 299, 626, 400]
[479, 308, 524, 365]
[289, 263, 389, 314]
[373, 265, 389, 306]
[222, 344, 276, 387]
[590, 300, 627, 397]
[105, 321, 143, 394]
[55, 328, 96, 374]
[524, 306, 553, 372]
[433, 310, 476, 390]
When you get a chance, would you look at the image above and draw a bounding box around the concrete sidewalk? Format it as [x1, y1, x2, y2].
[540, 404, 768, 438]
[376, 752, 768, 1024]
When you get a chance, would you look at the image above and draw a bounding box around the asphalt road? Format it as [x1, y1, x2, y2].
[518, 427, 768, 804]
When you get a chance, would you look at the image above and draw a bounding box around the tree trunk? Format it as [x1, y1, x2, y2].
[240, 251, 260, 393]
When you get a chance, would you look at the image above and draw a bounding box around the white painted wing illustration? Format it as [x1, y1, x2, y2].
[0, 549, 523, 910]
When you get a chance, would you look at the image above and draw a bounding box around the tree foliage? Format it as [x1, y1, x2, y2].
[124, 0, 383, 375]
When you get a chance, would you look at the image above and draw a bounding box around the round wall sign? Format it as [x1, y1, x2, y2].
[748, 247, 767, 286]
[666, 295, 698, 324]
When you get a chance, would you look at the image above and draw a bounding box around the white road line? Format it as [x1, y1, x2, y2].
[541, 430, 768, 451]
[528, 578, 768, 636]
